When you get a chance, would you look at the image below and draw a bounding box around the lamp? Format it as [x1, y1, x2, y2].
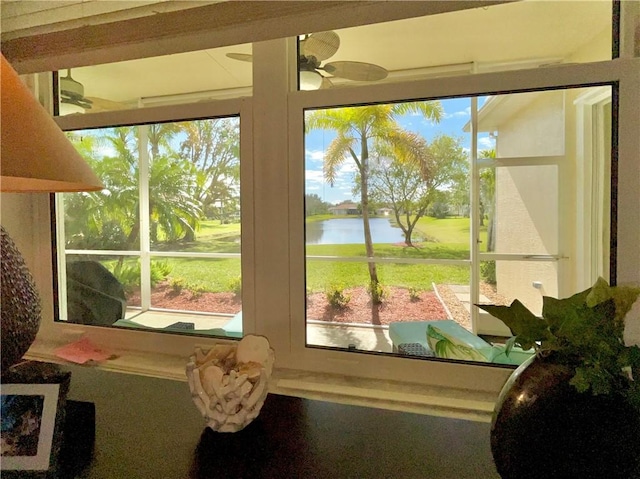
[1, 54, 103, 371]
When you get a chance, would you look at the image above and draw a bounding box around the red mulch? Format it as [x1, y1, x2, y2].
[306, 286, 448, 326]
[128, 283, 449, 326]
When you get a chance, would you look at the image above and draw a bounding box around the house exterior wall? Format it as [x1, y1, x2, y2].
[490, 27, 611, 317]
[494, 91, 564, 315]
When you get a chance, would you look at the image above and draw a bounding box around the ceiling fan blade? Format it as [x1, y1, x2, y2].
[301, 31, 340, 61]
[320, 77, 334, 89]
[86, 97, 130, 112]
[226, 53, 253, 62]
[322, 61, 388, 82]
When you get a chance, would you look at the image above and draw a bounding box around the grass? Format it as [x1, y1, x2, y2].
[104, 215, 480, 293]
[169, 257, 241, 292]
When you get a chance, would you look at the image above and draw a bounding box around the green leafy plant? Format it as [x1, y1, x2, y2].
[227, 276, 242, 298]
[150, 260, 172, 286]
[477, 278, 640, 407]
[408, 286, 421, 302]
[169, 277, 187, 294]
[189, 282, 208, 299]
[325, 283, 350, 309]
[368, 280, 388, 305]
[480, 260, 496, 285]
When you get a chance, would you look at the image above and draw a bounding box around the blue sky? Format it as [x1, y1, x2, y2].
[304, 97, 495, 205]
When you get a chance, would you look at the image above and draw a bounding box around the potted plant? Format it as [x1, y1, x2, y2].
[477, 278, 640, 479]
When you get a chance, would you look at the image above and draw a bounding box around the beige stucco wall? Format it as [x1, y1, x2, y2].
[494, 92, 564, 315]
[489, 27, 611, 318]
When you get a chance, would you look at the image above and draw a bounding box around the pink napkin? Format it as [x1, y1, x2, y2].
[54, 337, 114, 364]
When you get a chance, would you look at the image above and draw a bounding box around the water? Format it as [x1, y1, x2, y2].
[306, 217, 407, 245]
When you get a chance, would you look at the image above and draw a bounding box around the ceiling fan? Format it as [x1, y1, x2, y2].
[59, 70, 127, 114]
[226, 31, 388, 90]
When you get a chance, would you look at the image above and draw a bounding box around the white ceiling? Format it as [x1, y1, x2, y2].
[64, 0, 611, 109]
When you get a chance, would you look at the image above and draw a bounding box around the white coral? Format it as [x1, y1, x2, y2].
[186, 334, 274, 432]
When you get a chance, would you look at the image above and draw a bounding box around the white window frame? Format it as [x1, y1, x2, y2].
[574, 86, 613, 290]
[287, 58, 640, 390]
[35, 97, 257, 362]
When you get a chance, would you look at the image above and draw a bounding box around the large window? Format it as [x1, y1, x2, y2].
[55, 117, 243, 337]
[302, 86, 612, 364]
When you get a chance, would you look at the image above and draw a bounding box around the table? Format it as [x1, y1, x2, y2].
[62, 365, 499, 478]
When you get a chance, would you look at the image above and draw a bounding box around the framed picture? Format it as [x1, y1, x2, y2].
[1, 383, 60, 470]
[1, 362, 71, 478]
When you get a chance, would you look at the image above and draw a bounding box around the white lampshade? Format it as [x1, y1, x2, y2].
[300, 70, 324, 91]
[0, 54, 103, 193]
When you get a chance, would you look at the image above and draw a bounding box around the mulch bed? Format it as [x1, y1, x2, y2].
[127, 283, 450, 327]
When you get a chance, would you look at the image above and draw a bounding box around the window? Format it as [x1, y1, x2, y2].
[301, 86, 612, 362]
[55, 117, 242, 336]
[15, 0, 633, 393]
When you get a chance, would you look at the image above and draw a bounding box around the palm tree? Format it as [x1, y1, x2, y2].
[65, 126, 203, 251]
[306, 101, 442, 288]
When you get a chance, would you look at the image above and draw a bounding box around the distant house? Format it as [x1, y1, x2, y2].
[328, 202, 359, 216]
[377, 207, 393, 216]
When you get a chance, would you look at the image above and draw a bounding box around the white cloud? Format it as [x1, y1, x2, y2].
[305, 169, 325, 187]
[478, 136, 496, 150]
[305, 149, 325, 162]
[443, 106, 471, 120]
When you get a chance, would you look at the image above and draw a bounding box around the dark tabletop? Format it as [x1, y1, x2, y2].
[60, 365, 499, 479]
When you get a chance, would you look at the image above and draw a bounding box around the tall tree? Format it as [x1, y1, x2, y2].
[369, 134, 468, 246]
[179, 118, 240, 219]
[65, 125, 202, 252]
[306, 102, 442, 287]
[305, 194, 330, 216]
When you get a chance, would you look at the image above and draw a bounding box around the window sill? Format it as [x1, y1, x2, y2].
[25, 336, 497, 422]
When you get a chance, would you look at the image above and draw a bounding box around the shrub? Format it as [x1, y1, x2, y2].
[112, 260, 171, 292]
[368, 280, 388, 305]
[325, 284, 350, 308]
[480, 260, 496, 285]
[150, 260, 172, 287]
[408, 286, 421, 302]
[112, 264, 140, 293]
[228, 276, 242, 298]
[169, 277, 187, 294]
[189, 283, 208, 299]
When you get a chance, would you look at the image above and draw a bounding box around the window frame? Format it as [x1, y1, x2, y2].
[55, 115, 243, 323]
[40, 97, 256, 357]
[287, 58, 640, 389]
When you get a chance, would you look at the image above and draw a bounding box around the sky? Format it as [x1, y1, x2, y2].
[304, 96, 495, 205]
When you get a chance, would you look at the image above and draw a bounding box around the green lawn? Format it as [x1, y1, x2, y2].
[105, 216, 480, 293]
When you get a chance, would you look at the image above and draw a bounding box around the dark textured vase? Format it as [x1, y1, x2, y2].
[491, 353, 640, 479]
[1, 226, 42, 371]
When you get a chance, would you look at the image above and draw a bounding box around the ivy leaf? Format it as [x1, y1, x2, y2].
[586, 277, 612, 307]
[478, 300, 546, 351]
[611, 285, 640, 324]
[626, 380, 640, 413]
[571, 365, 614, 396]
[543, 288, 592, 333]
[504, 335, 517, 357]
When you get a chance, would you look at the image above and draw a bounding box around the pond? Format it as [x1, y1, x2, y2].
[306, 217, 410, 245]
